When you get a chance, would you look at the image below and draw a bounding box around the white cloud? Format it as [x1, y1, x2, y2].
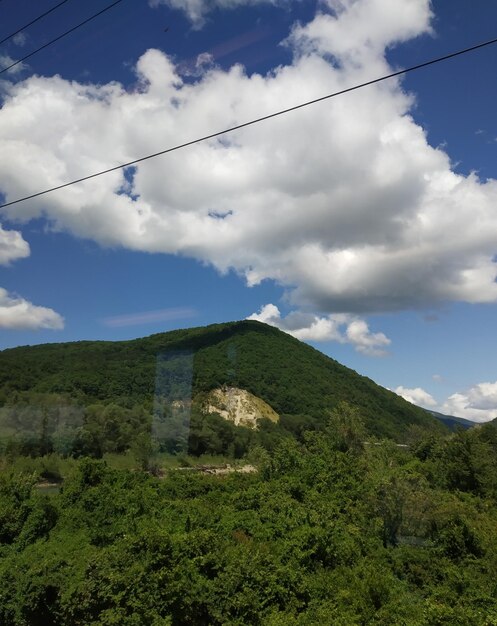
[247, 302, 280, 325]
[1, 0, 497, 323]
[393, 381, 497, 423]
[247, 303, 344, 342]
[0, 226, 58, 332]
[345, 318, 390, 356]
[466, 381, 497, 410]
[0, 55, 26, 75]
[0, 224, 30, 265]
[290, 0, 433, 62]
[101, 307, 197, 327]
[441, 382, 497, 423]
[432, 374, 443, 382]
[151, 0, 286, 27]
[395, 385, 437, 408]
[247, 303, 390, 356]
[13, 33, 27, 48]
[0, 288, 64, 330]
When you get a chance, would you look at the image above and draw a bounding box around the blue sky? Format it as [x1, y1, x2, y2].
[0, 0, 496, 421]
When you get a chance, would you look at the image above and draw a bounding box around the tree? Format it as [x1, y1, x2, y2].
[326, 402, 367, 454]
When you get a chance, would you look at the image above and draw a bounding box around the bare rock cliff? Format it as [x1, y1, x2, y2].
[205, 387, 279, 429]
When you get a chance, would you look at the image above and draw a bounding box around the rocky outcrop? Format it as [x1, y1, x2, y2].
[205, 387, 279, 429]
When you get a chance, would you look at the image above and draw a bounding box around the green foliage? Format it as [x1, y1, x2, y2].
[0, 405, 496, 624]
[325, 401, 367, 454]
[0, 472, 38, 544]
[0, 322, 493, 624]
[0, 321, 446, 459]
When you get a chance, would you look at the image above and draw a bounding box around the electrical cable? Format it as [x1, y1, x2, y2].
[1, 34, 497, 209]
[0, 0, 73, 47]
[0, 0, 124, 75]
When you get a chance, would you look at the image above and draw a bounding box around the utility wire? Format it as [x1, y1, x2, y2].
[0, 0, 124, 75]
[0, 0, 73, 47]
[1, 34, 497, 210]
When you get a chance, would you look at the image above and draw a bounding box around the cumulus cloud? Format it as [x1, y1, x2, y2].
[247, 303, 344, 342]
[1, 0, 497, 322]
[345, 318, 390, 356]
[393, 381, 497, 422]
[0, 224, 30, 265]
[441, 382, 497, 423]
[289, 0, 433, 64]
[247, 303, 390, 356]
[151, 0, 285, 27]
[395, 385, 437, 408]
[0, 225, 57, 332]
[0, 288, 64, 330]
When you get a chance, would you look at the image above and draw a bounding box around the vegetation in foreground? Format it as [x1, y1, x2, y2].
[0, 405, 496, 625]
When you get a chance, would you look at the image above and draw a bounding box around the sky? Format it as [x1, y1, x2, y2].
[0, 0, 496, 422]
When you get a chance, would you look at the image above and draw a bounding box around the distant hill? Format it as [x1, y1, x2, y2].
[429, 410, 476, 431]
[0, 320, 445, 444]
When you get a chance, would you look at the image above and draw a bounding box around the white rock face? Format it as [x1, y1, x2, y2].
[205, 387, 279, 429]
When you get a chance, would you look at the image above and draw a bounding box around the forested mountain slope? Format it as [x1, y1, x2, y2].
[428, 410, 476, 431]
[0, 320, 443, 441]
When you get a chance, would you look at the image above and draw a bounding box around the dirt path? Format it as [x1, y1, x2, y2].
[174, 463, 257, 476]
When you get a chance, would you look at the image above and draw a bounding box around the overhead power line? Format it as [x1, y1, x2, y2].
[0, 0, 73, 48]
[0, 0, 124, 75]
[1, 34, 497, 210]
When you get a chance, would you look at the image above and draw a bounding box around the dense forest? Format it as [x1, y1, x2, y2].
[2, 321, 494, 624]
[0, 404, 496, 625]
[0, 321, 446, 462]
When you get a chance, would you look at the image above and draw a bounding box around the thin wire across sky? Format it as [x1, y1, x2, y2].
[0, 0, 74, 47]
[1, 33, 497, 210]
[0, 0, 124, 75]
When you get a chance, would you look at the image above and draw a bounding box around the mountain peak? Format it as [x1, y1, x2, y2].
[0, 319, 446, 447]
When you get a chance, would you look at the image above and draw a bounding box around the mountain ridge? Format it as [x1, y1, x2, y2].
[428, 409, 476, 430]
[0, 320, 446, 446]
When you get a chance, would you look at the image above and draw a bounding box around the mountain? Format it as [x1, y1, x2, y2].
[429, 410, 476, 431]
[0, 320, 445, 449]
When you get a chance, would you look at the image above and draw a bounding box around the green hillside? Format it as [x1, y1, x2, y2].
[429, 410, 476, 431]
[0, 320, 444, 453]
[2, 324, 497, 625]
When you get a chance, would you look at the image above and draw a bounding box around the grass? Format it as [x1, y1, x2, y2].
[0, 451, 242, 482]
